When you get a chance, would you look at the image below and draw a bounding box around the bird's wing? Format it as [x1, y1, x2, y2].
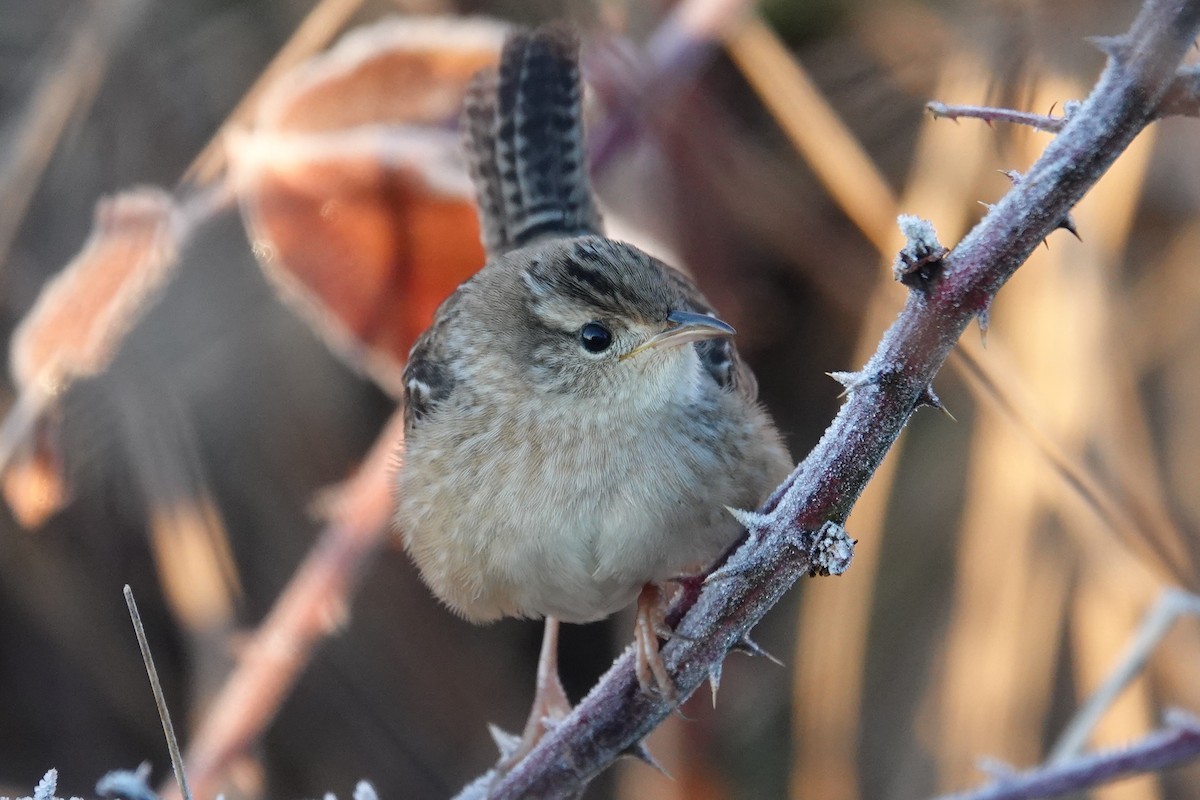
[402, 286, 465, 429]
[462, 24, 603, 257]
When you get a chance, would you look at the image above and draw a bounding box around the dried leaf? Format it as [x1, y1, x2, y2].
[231, 17, 507, 395]
[9, 187, 179, 394]
[2, 187, 179, 526]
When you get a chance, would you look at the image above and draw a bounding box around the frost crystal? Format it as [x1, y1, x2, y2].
[95, 767, 158, 800]
[34, 770, 57, 800]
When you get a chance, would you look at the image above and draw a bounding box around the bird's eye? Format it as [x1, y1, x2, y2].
[579, 321, 613, 353]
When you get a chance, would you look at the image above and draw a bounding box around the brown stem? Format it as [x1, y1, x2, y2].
[164, 410, 403, 800]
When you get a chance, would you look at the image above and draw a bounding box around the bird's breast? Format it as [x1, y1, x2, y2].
[396, 389, 746, 623]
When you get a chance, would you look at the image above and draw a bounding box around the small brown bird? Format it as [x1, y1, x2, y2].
[395, 24, 790, 758]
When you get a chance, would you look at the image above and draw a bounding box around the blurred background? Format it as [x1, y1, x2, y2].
[2, 0, 1200, 798]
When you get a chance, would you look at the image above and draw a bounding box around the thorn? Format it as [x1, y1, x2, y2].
[705, 557, 749, 584]
[999, 169, 1022, 184]
[916, 385, 952, 420]
[1042, 237, 1051, 250]
[621, 740, 671, 777]
[732, 634, 785, 667]
[706, 510, 773, 584]
[724, 505, 772, 533]
[708, 662, 723, 708]
[488, 723, 522, 762]
[1057, 213, 1081, 240]
[977, 305, 990, 348]
[827, 370, 867, 397]
[977, 200, 994, 210]
[1047, 100, 1058, 116]
[925, 100, 950, 119]
[916, 384, 942, 410]
[1088, 34, 1132, 62]
[921, 389, 955, 421]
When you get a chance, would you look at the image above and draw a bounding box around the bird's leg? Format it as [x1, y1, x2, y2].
[634, 583, 677, 699]
[501, 616, 572, 771]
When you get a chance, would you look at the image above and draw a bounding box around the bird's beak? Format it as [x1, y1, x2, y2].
[621, 310, 736, 361]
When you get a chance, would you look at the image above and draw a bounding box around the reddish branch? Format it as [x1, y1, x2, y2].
[471, 0, 1200, 797]
[164, 411, 403, 800]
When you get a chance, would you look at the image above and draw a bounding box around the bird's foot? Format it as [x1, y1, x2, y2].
[497, 617, 572, 772]
[634, 583, 678, 699]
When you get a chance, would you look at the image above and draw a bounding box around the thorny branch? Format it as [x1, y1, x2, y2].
[935, 711, 1200, 800]
[1048, 589, 1200, 763]
[471, 1, 1200, 797]
[925, 100, 1073, 133]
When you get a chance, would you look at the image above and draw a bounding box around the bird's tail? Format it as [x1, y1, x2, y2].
[462, 24, 602, 256]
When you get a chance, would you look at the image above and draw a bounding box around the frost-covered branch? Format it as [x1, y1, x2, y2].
[925, 100, 1073, 133]
[473, 1, 1200, 796]
[1049, 589, 1200, 762]
[935, 711, 1200, 800]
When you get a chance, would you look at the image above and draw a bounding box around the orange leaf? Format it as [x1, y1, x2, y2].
[9, 187, 179, 394]
[232, 17, 505, 395]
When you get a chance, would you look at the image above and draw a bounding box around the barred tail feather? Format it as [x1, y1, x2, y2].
[461, 24, 602, 256]
[462, 69, 508, 253]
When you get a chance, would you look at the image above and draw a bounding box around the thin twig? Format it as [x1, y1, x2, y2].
[475, 0, 1200, 795]
[934, 711, 1200, 800]
[926, 100, 1070, 133]
[1049, 589, 1200, 762]
[124, 585, 192, 800]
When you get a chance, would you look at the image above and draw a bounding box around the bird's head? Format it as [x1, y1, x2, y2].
[494, 236, 735, 405]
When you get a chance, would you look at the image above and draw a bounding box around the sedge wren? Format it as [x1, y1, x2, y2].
[395, 23, 790, 755]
